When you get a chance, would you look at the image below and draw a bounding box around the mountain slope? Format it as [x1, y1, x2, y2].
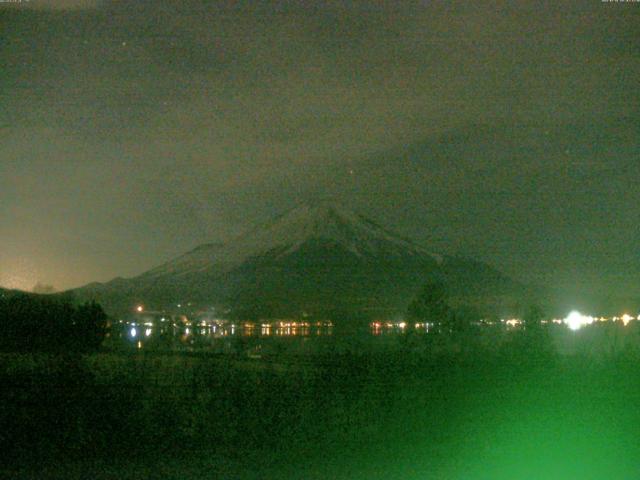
[72, 203, 525, 318]
[141, 204, 442, 279]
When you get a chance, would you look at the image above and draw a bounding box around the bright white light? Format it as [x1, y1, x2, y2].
[130, 327, 137, 338]
[398, 322, 406, 329]
[621, 314, 633, 326]
[145, 328, 152, 337]
[564, 311, 593, 331]
[136, 305, 143, 312]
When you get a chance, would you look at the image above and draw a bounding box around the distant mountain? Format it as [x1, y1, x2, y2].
[0, 286, 69, 302]
[71, 203, 528, 319]
[0, 287, 30, 299]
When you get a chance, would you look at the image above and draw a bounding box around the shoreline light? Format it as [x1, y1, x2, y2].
[564, 311, 593, 331]
[621, 314, 633, 326]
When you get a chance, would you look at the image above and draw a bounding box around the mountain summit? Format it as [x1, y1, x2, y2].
[142, 203, 442, 280]
[239, 202, 438, 259]
[73, 203, 522, 318]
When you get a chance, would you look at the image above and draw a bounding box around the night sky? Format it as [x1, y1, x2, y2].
[1, 1, 638, 309]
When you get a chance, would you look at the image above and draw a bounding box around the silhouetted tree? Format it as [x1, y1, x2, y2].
[74, 301, 108, 351]
[511, 304, 555, 360]
[523, 304, 544, 331]
[449, 304, 481, 335]
[406, 281, 452, 330]
[0, 294, 108, 352]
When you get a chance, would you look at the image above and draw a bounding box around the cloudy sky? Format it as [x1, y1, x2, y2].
[1, 0, 638, 307]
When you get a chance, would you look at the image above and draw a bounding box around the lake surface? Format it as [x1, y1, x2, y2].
[103, 314, 640, 357]
[104, 320, 430, 354]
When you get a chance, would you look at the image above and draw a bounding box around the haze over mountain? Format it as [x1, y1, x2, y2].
[72, 203, 529, 319]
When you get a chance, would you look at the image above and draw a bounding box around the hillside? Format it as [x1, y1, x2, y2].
[72, 204, 528, 318]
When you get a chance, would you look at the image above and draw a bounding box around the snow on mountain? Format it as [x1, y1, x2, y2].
[142, 203, 442, 279]
[71, 202, 527, 317]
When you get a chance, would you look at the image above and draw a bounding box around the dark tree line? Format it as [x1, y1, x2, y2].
[405, 279, 555, 360]
[0, 292, 107, 352]
[406, 280, 478, 334]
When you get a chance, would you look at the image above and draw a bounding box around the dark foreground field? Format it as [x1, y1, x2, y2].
[2, 343, 640, 479]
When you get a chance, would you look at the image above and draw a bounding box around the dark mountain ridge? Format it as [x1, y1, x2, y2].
[71, 203, 530, 319]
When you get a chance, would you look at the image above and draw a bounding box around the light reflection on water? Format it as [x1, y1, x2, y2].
[104, 319, 435, 353]
[106, 322, 334, 352]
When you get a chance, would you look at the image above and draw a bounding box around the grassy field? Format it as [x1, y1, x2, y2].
[2, 329, 640, 479]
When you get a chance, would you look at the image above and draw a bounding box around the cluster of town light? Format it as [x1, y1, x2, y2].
[125, 307, 336, 343]
[370, 313, 639, 332]
[562, 311, 638, 331]
[133, 304, 638, 335]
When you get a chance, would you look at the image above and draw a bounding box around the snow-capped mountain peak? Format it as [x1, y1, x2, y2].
[72, 202, 523, 318]
[242, 202, 431, 258]
[143, 203, 441, 278]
